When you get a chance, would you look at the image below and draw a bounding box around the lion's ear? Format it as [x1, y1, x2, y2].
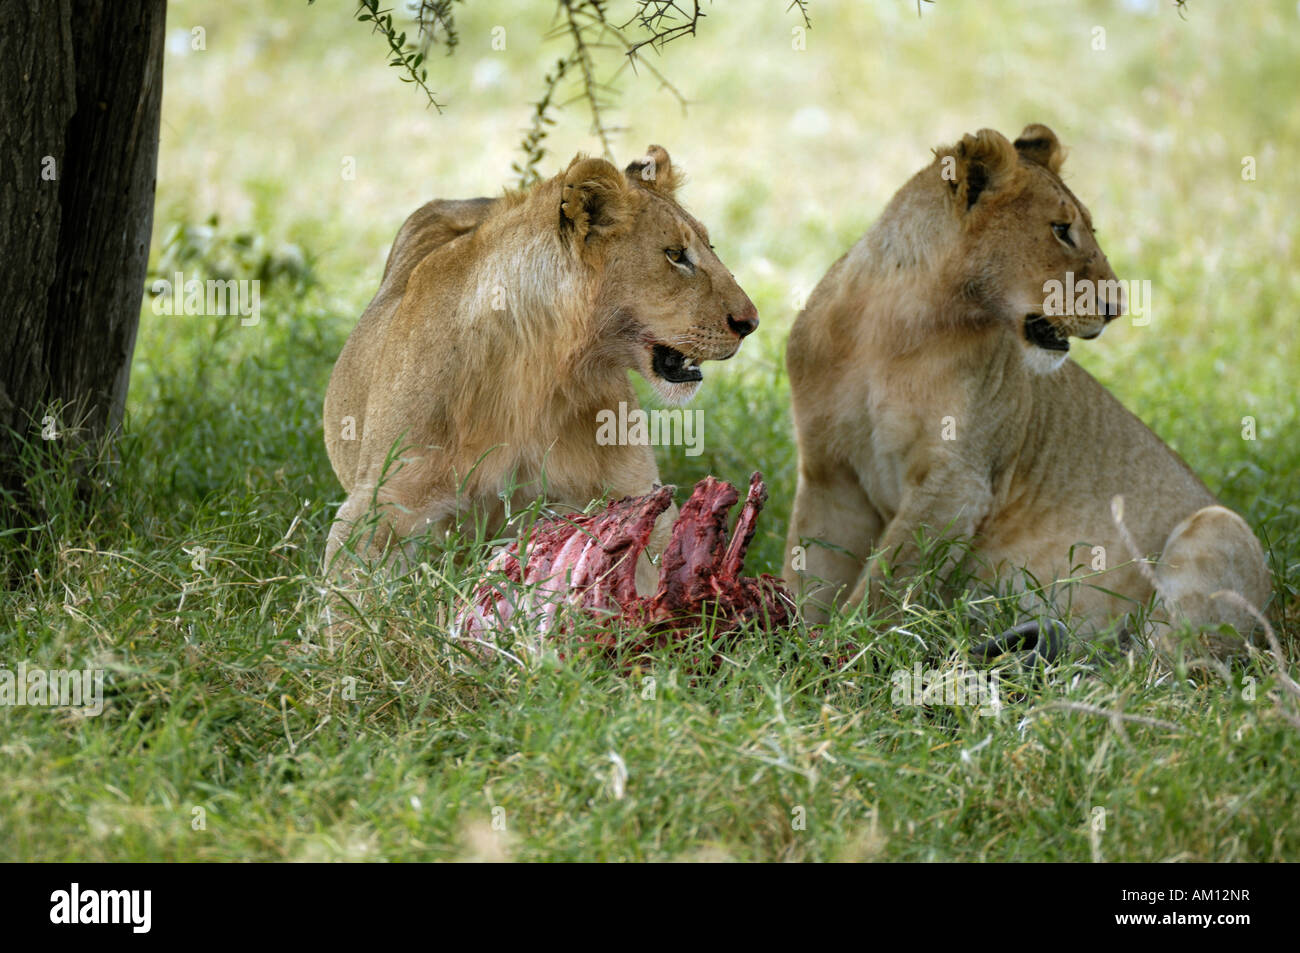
[625, 144, 681, 197]
[560, 156, 633, 244]
[1014, 124, 1066, 174]
[939, 128, 1019, 212]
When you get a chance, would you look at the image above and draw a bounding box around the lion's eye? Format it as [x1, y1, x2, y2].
[1052, 222, 1074, 246]
[665, 246, 688, 265]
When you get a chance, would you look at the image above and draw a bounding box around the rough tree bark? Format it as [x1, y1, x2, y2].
[0, 0, 166, 517]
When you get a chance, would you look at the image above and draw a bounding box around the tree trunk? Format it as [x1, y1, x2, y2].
[0, 0, 165, 514]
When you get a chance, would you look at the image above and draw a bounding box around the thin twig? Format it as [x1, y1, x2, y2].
[1029, 700, 1179, 732]
[558, 0, 616, 158]
[623, 0, 704, 59]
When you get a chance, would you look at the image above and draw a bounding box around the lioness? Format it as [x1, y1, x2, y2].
[323, 146, 758, 589]
[783, 124, 1270, 659]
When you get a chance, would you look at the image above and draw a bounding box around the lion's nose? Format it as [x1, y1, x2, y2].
[727, 303, 759, 338]
[1101, 298, 1121, 322]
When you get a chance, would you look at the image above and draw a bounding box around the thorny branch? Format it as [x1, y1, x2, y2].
[350, 1, 810, 182]
[351, 1, 1193, 182]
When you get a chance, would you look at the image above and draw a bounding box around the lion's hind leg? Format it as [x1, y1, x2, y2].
[1152, 505, 1271, 660]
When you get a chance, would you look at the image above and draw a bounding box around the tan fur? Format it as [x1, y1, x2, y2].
[323, 146, 758, 587]
[783, 124, 1270, 660]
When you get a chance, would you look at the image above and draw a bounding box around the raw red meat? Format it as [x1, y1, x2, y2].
[453, 472, 795, 667]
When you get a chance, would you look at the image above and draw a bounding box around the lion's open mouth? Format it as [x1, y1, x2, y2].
[650, 344, 704, 383]
[1023, 314, 1070, 352]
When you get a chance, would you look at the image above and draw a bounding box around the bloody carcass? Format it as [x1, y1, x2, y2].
[453, 472, 795, 665]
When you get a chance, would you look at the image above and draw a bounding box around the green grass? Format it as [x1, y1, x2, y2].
[1, 0, 1298, 861]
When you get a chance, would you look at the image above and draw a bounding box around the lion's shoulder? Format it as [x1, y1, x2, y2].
[381, 196, 500, 287]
